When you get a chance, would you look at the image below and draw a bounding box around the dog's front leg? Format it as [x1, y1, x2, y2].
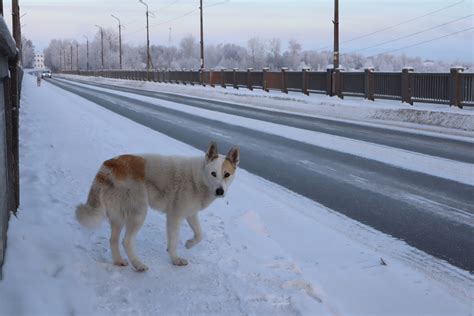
[166, 214, 188, 266]
[185, 214, 202, 249]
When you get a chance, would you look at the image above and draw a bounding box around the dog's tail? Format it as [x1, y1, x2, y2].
[76, 171, 108, 229]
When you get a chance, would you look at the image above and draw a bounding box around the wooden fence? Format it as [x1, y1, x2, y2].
[0, 16, 21, 279]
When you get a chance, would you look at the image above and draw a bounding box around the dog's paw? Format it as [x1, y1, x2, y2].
[185, 239, 197, 249]
[114, 259, 129, 267]
[132, 261, 149, 272]
[172, 257, 188, 266]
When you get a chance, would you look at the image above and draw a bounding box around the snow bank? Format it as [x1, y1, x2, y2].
[0, 74, 471, 315]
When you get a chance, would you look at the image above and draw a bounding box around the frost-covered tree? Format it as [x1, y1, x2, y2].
[44, 35, 471, 72]
[247, 37, 266, 69]
[22, 37, 35, 68]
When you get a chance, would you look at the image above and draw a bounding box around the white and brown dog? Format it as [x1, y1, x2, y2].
[76, 142, 239, 272]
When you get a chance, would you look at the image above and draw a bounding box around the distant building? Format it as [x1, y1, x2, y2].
[33, 53, 45, 70]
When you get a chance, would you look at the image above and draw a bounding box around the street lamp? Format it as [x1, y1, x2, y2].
[138, 0, 152, 73]
[111, 14, 122, 70]
[83, 35, 89, 70]
[95, 24, 104, 69]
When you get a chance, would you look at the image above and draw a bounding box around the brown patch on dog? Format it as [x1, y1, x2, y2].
[103, 155, 145, 181]
[95, 172, 114, 187]
[222, 159, 236, 175]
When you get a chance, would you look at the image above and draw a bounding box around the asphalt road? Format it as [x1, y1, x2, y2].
[56, 76, 474, 164]
[48, 77, 474, 272]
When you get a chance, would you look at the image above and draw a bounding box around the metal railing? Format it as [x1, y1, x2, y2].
[0, 16, 21, 279]
[60, 67, 473, 108]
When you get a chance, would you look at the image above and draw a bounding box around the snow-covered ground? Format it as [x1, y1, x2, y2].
[0, 75, 472, 315]
[59, 74, 474, 134]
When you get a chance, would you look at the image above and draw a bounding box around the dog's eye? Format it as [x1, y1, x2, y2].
[211, 171, 217, 177]
[224, 172, 230, 178]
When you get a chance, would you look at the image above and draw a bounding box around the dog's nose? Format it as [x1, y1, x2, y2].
[215, 188, 224, 196]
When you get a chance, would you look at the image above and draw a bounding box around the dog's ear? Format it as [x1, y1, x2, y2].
[205, 141, 219, 162]
[226, 146, 240, 167]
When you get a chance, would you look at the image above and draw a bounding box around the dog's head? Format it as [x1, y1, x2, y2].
[203, 141, 240, 198]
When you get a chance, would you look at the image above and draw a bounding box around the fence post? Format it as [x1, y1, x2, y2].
[334, 68, 343, 99]
[364, 67, 375, 101]
[281, 67, 288, 94]
[263, 67, 269, 92]
[326, 68, 332, 96]
[221, 68, 226, 88]
[233, 68, 239, 89]
[449, 67, 464, 109]
[247, 68, 253, 91]
[401, 67, 414, 105]
[302, 67, 310, 96]
[181, 69, 186, 85]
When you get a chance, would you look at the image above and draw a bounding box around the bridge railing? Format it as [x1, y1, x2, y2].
[59, 66, 473, 108]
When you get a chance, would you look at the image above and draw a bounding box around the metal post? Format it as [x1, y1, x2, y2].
[333, 0, 339, 70]
[302, 67, 310, 96]
[364, 67, 375, 101]
[95, 25, 104, 69]
[281, 67, 288, 94]
[139, 1, 152, 71]
[111, 15, 122, 69]
[199, 0, 204, 70]
[450, 67, 464, 108]
[221, 68, 226, 88]
[70, 45, 73, 70]
[83, 35, 89, 70]
[401, 67, 414, 105]
[247, 68, 253, 91]
[76, 42, 79, 71]
[233, 68, 239, 89]
[263, 67, 269, 92]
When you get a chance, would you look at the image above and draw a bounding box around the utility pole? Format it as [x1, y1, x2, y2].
[70, 44, 73, 70]
[76, 42, 79, 71]
[139, 0, 153, 72]
[12, 0, 21, 53]
[333, 0, 339, 70]
[111, 14, 122, 69]
[61, 49, 65, 70]
[83, 35, 89, 70]
[199, 0, 204, 70]
[95, 25, 104, 69]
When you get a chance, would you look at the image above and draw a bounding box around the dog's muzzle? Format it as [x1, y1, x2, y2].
[215, 187, 224, 196]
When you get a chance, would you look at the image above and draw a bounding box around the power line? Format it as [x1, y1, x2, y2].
[367, 26, 474, 58]
[350, 14, 473, 54]
[124, 0, 229, 36]
[158, 0, 179, 11]
[150, 8, 198, 29]
[315, 0, 466, 51]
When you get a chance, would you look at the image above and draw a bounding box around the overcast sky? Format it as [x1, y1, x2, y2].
[3, 0, 474, 62]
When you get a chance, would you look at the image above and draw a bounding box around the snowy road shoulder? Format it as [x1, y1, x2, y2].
[0, 75, 471, 315]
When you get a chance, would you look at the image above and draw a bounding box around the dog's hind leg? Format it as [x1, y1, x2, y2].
[185, 214, 202, 249]
[123, 206, 148, 272]
[110, 221, 128, 266]
[166, 214, 188, 266]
